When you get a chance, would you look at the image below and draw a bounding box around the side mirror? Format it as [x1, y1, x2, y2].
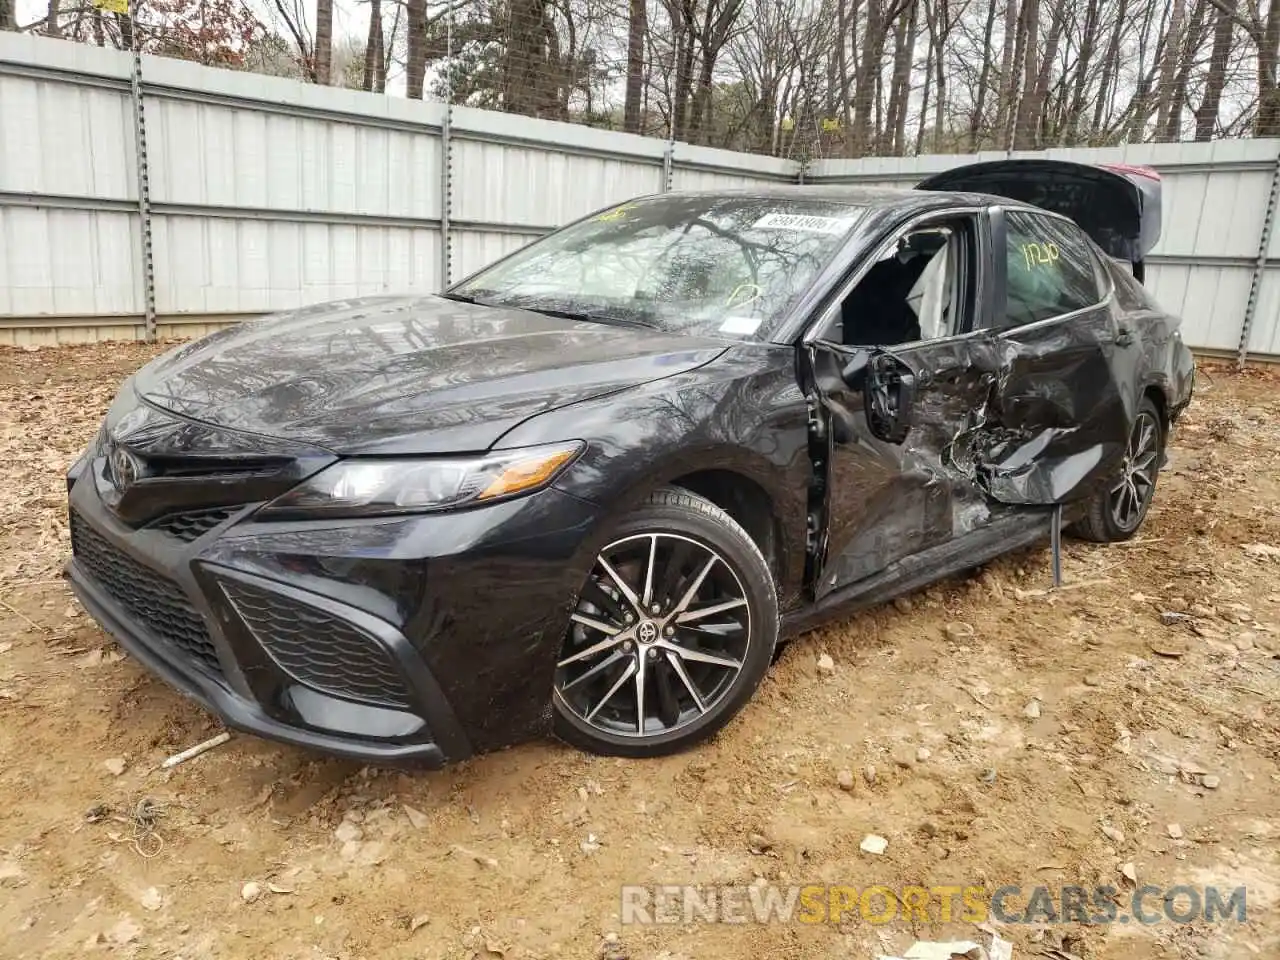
[839, 352, 869, 392]
[863, 353, 917, 445]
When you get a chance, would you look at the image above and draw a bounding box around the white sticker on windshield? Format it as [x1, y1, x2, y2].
[751, 212, 856, 234]
[719, 315, 762, 335]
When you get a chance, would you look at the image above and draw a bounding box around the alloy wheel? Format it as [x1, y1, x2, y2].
[1109, 410, 1160, 532]
[554, 532, 752, 739]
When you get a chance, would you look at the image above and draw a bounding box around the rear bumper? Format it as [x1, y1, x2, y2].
[65, 445, 606, 766]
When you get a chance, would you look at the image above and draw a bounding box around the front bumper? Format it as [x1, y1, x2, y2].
[65, 449, 605, 766]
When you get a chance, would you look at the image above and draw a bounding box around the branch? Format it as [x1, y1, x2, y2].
[1204, 0, 1261, 42]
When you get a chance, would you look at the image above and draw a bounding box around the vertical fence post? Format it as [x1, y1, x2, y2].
[127, 0, 156, 342]
[438, 3, 454, 290]
[1238, 144, 1280, 368]
[662, 139, 674, 192]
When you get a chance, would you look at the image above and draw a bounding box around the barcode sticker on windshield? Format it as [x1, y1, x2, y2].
[751, 213, 856, 234]
[719, 315, 762, 335]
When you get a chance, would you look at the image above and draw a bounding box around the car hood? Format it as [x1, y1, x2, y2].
[134, 295, 729, 455]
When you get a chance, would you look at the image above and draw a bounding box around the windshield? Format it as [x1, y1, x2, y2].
[450, 195, 867, 342]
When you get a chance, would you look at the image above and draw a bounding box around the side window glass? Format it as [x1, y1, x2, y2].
[1001, 211, 1105, 327]
[838, 223, 965, 346]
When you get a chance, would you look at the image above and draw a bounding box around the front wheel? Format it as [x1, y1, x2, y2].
[1070, 396, 1164, 542]
[551, 487, 778, 758]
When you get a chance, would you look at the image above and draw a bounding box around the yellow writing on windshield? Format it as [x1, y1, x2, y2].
[725, 283, 762, 309]
[595, 204, 637, 223]
[1021, 241, 1061, 270]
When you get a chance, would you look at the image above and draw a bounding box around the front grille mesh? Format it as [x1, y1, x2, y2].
[145, 506, 238, 542]
[69, 512, 223, 677]
[220, 579, 413, 710]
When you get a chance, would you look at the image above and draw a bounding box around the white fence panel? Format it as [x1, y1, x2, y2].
[670, 144, 796, 192]
[450, 106, 666, 230]
[450, 230, 541, 283]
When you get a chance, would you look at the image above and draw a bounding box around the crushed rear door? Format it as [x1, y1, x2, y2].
[916, 159, 1161, 280]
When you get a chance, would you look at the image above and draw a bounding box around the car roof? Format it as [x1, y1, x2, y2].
[658, 184, 1042, 214]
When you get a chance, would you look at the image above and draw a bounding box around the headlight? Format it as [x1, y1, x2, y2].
[259, 441, 584, 519]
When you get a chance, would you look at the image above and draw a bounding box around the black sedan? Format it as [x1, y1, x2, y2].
[65, 159, 1194, 767]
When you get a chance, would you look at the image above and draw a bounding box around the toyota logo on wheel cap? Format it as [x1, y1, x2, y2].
[637, 620, 658, 643]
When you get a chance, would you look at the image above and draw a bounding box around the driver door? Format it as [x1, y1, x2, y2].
[802, 209, 1002, 599]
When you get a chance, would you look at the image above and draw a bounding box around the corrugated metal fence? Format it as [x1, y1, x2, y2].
[2, 32, 1278, 360]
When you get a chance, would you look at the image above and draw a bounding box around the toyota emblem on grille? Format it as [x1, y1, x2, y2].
[110, 446, 143, 494]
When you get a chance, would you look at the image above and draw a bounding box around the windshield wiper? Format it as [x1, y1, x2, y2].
[521, 306, 660, 330]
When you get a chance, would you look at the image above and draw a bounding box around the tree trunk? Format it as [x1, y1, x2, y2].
[687, 3, 717, 142]
[46, 0, 62, 37]
[852, 0, 890, 154]
[315, 0, 333, 85]
[1010, 0, 1040, 150]
[838, 0, 863, 129]
[0, 0, 15, 31]
[688, 51, 716, 142]
[993, 0, 1020, 143]
[916, 42, 934, 153]
[363, 0, 382, 91]
[116, 10, 133, 50]
[672, 2, 697, 139]
[930, 0, 948, 141]
[405, 0, 426, 98]
[1091, 0, 1128, 141]
[1163, 0, 1207, 140]
[1154, 0, 1187, 135]
[886, 1, 917, 154]
[1065, 0, 1101, 143]
[623, 0, 647, 133]
[1027, 0, 1064, 145]
[1259, 7, 1280, 136]
[1195, 0, 1233, 139]
[969, 0, 999, 149]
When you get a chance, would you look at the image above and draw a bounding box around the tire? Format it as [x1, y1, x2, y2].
[551, 486, 778, 758]
[1070, 395, 1164, 543]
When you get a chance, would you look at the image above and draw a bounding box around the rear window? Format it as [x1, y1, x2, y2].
[1001, 211, 1106, 326]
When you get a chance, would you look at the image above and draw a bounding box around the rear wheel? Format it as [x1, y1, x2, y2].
[1071, 396, 1164, 542]
[552, 487, 777, 758]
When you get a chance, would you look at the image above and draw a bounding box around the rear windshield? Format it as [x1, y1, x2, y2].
[451, 195, 867, 342]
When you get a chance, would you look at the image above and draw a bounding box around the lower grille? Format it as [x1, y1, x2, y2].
[145, 506, 238, 542]
[69, 511, 223, 678]
[220, 579, 413, 710]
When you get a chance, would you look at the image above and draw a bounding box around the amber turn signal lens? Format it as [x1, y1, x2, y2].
[476, 448, 579, 500]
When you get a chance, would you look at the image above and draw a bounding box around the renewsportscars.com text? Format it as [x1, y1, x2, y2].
[620, 883, 1248, 926]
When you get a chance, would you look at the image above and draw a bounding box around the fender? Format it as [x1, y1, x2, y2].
[492, 344, 813, 605]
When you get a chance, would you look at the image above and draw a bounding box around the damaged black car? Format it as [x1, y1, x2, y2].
[65, 159, 1194, 767]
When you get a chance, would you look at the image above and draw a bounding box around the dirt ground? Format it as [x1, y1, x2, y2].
[1, 342, 1278, 960]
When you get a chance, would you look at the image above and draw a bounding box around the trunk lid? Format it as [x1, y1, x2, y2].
[916, 158, 1162, 277]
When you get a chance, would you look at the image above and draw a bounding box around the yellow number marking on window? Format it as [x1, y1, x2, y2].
[1020, 242, 1061, 270]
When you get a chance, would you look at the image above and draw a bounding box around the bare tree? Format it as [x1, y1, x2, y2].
[623, 0, 648, 132]
[315, 0, 333, 83]
[1196, 0, 1237, 139]
[1206, 0, 1280, 136]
